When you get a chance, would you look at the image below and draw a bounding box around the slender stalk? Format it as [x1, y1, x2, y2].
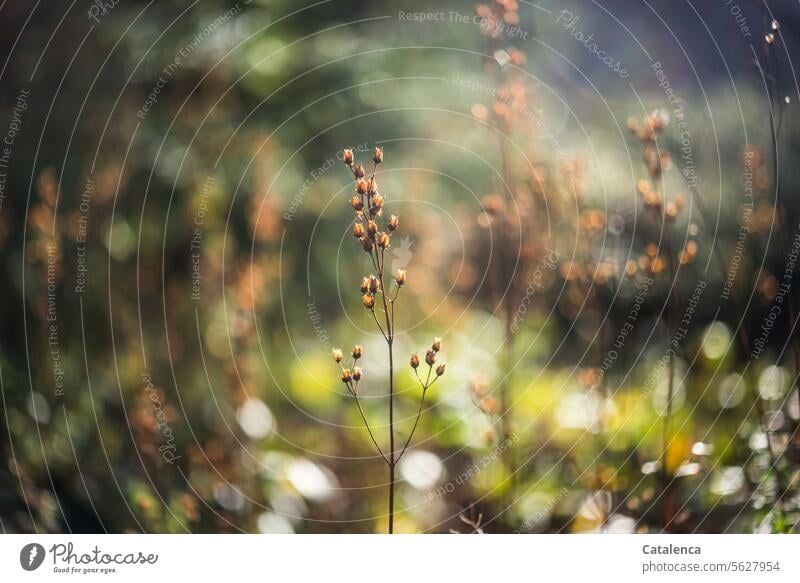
[761, 9, 800, 414]
[760, 15, 796, 519]
[387, 339, 395, 533]
[335, 147, 444, 533]
[661, 226, 679, 531]
[374, 243, 396, 533]
[352, 392, 390, 465]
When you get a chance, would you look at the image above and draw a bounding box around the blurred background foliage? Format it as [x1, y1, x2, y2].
[1, 0, 799, 533]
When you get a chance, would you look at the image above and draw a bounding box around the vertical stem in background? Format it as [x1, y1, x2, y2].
[760, 11, 794, 523]
[502, 320, 516, 492]
[497, 130, 517, 520]
[762, 9, 800, 418]
[661, 227, 678, 531]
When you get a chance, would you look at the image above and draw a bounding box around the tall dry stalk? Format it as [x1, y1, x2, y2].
[332, 147, 445, 533]
[628, 111, 687, 529]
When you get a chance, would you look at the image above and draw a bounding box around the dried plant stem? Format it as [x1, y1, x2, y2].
[661, 226, 680, 531]
[501, 323, 517, 493]
[335, 148, 445, 533]
[494, 122, 519, 519]
[383, 292, 395, 533]
[762, 13, 800, 410]
[760, 20, 797, 519]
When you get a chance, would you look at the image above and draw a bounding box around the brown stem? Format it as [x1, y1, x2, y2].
[661, 226, 679, 531]
[352, 392, 390, 465]
[397, 370, 440, 464]
[387, 342, 395, 534]
[376, 243, 396, 534]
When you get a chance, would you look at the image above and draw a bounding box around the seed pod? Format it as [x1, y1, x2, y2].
[350, 196, 364, 211]
[356, 179, 368, 194]
[410, 354, 420, 369]
[332, 348, 343, 363]
[378, 233, 390, 249]
[373, 194, 384, 209]
[341, 368, 352, 383]
[343, 149, 354, 165]
[368, 275, 380, 294]
[352, 345, 363, 359]
[354, 164, 366, 178]
[665, 201, 678, 221]
[431, 337, 442, 352]
[425, 349, 436, 366]
[362, 294, 375, 309]
[352, 367, 362, 381]
[388, 215, 399, 231]
[353, 223, 365, 238]
[395, 269, 406, 287]
[360, 237, 373, 252]
[436, 363, 446, 376]
[367, 178, 377, 194]
[367, 220, 378, 236]
[373, 147, 383, 164]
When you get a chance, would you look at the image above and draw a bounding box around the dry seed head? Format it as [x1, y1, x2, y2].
[352, 345, 363, 359]
[388, 214, 399, 231]
[353, 223, 365, 238]
[360, 237, 373, 253]
[395, 269, 407, 287]
[373, 194, 384, 209]
[378, 232, 391, 249]
[360, 276, 370, 293]
[343, 149, 354, 165]
[425, 349, 436, 366]
[482, 194, 502, 215]
[350, 196, 364, 211]
[367, 220, 378, 236]
[352, 367, 362, 381]
[410, 354, 420, 369]
[354, 164, 366, 178]
[373, 147, 383, 164]
[332, 348, 343, 363]
[436, 363, 446, 376]
[368, 275, 380, 293]
[362, 294, 375, 310]
[356, 179, 368, 194]
[341, 368, 352, 383]
[431, 337, 442, 352]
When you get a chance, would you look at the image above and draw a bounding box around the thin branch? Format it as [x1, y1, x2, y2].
[396, 365, 441, 463]
[352, 393, 390, 465]
[370, 310, 389, 342]
[396, 389, 427, 463]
